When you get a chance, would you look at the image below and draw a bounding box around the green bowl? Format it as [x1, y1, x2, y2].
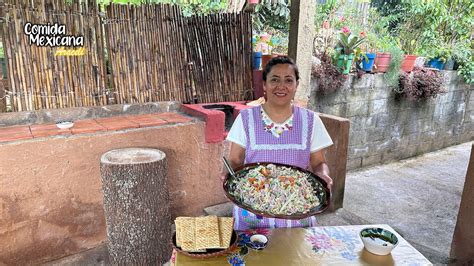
[360, 227, 399, 256]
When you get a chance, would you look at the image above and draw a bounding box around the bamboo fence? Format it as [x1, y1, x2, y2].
[0, 0, 107, 111]
[183, 12, 253, 103]
[0, 1, 252, 111]
[105, 4, 194, 104]
[105, 4, 253, 104]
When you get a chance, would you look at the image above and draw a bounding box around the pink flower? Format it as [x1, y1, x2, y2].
[359, 31, 367, 38]
[339, 16, 345, 22]
[322, 20, 330, 29]
[341, 26, 351, 35]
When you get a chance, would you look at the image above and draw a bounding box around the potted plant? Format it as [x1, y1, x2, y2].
[384, 45, 404, 88]
[426, 45, 451, 70]
[397, 34, 419, 72]
[365, 8, 392, 73]
[361, 31, 377, 72]
[334, 27, 366, 74]
[256, 31, 287, 69]
[401, 55, 418, 73]
[399, 38, 419, 72]
[256, 33, 273, 69]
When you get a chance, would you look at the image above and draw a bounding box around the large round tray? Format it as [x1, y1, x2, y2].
[223, 162, 331, 220]
[171, 230, 238, 259]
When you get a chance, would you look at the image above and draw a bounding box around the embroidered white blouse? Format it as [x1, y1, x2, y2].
[227, 109, 333, 153]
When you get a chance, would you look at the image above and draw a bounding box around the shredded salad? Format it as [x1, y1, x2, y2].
[229, 164, 323, 215]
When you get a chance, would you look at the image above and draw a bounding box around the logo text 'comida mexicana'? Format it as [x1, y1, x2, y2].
[24, 22, 83, 47]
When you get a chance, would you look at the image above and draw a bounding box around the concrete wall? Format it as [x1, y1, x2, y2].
[309, 71, 474, 170]
[0, 121, 227, 265]
[0, 101, 181, 127]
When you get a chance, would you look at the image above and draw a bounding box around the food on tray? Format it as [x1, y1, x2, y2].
[218, 217, 234, 248]
[229, 164, 325, 215]
[174, 216, 234, 252]
[195, 216, 220, 249]
[176, 217, 204, 252]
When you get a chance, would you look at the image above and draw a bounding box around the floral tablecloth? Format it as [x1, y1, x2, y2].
[170, 224, 432, 266]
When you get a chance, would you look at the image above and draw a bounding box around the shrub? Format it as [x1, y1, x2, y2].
[396, 67, 446, 101]
[312, 53, 348, 94]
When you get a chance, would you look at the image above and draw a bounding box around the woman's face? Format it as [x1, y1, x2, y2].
[263, 64, 298, 107]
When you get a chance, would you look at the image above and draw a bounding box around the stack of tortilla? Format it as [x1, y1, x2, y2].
[174, 216, 234, 252]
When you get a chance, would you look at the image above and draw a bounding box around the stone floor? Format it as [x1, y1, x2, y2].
[43, 141, 473, 265]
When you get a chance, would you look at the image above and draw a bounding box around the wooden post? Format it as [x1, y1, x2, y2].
[100, 148, 172, 265]
[450, 144, 474, 264]
[319, 113, 351, 211]
[0, 79, 6, 112]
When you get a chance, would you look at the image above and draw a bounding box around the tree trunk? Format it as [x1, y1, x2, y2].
[100, 148, 171, 265]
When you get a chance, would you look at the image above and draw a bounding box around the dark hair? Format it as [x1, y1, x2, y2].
[262, 56, 300, 82]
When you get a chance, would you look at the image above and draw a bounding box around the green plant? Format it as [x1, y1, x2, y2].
[395, 0, 473, 58]
[395, 67, 446, 101]
[457, 61, 474, 84]
[335, 28, 366, 56]
[375, 35, 396, 53]
[452, 40, 473, 65]
[371, 0, 403, 22]
[314, 0, 341, 29]
[97, 0, 228, 16]
[384, 45, 404, 88]
[253, 0, 290, 32]
[312, 53, 347, 94]
[364, 7, 398, 53]
[429, 45, 452, 63]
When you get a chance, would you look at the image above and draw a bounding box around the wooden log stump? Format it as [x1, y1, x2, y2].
[100, 148, 171, 265]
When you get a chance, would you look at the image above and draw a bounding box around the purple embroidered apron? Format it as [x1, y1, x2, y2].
[233, 105, 317, 230]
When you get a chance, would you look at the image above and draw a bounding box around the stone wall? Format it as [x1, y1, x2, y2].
[308, 71, 473, 170]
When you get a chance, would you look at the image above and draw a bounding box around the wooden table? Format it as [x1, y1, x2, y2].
[170, 224, 432, 266]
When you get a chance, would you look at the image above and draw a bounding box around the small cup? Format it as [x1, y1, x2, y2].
[248, 234, 268, 250]
[56, 121, 74, 129]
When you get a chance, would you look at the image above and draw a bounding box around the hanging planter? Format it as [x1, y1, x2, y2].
[373, 52, 391, 73]
[337, 54, 354, 74]
[401, 55, 418, 72]
[361, 53, 377, 72]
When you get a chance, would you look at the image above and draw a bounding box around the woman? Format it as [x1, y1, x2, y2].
[224, 56, 334, 230]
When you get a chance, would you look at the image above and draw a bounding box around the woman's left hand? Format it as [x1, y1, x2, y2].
[319, 173, 333, 194]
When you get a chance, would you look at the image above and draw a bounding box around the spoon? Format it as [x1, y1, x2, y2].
[222, 156, 237, 180]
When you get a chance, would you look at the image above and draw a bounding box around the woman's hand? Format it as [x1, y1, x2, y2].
[220, 143, 245, 183]
[219, 174, 227, 183]
[319, 173, 333, 194]
[310, 150, 333, 193]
